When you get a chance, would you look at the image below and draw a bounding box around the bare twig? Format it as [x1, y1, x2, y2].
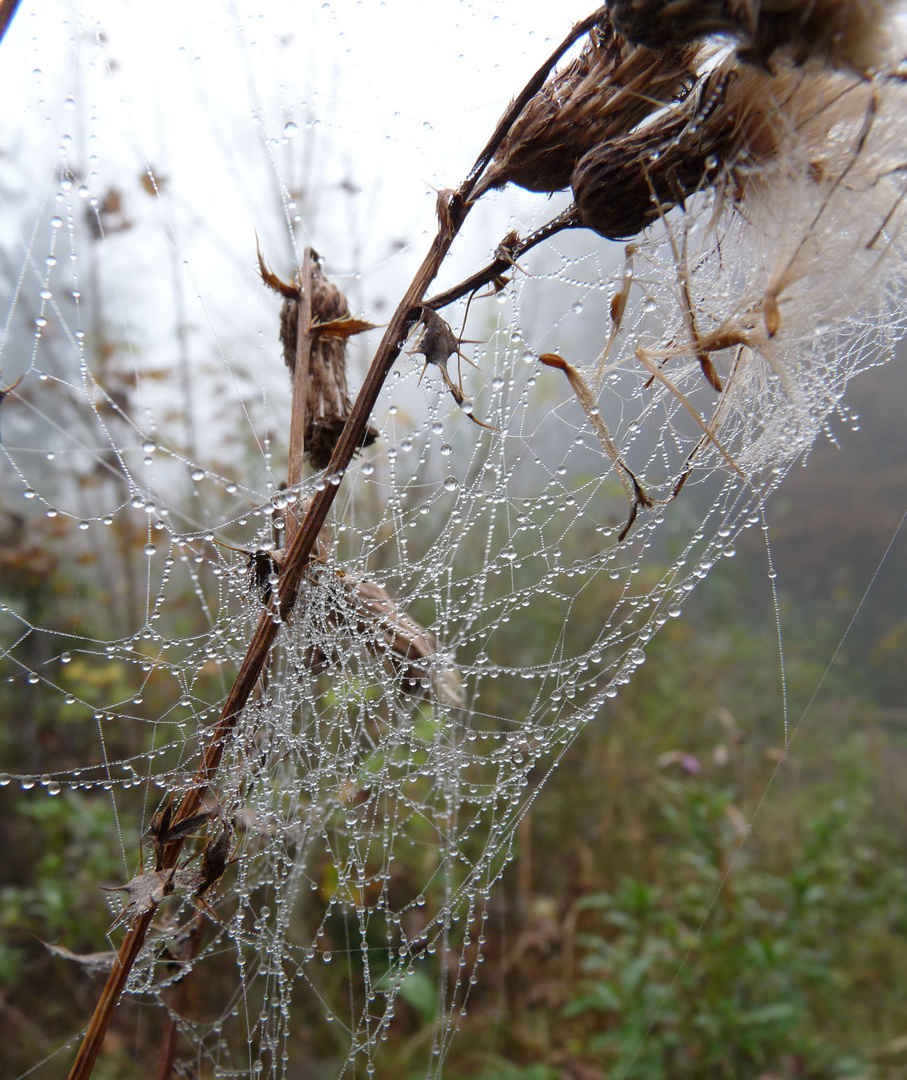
[426, 206, 581, 313]
[67, 11, 606, 1078]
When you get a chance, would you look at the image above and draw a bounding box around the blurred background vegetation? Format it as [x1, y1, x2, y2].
[2, 6, 907, 1075]
[2, 350, 907, 1079]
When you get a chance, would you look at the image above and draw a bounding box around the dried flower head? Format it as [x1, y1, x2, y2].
[572, 65, 730, 240]
[473, 15, 700, 197]
[571, 52, 883, 240]
[608, 0, 901, 72]
[259, 249, 378, 469]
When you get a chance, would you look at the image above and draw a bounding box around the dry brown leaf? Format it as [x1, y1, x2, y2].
[312, 316, 379, 339]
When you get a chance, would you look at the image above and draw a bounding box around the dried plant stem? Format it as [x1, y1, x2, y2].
[634, 347, 745, 477]
[0, 0, 21, 45]
[539, 351, 651, 539]
[67, 11, 605, 1078]
[154, 914, 207, 1080]
[426, 206, 580, 312]
[285, 247, 316, 546]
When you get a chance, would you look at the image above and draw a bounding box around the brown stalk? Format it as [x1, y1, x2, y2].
[67, 10, 605, 1079]
[154, 914, 207, 1080]
[0, 0, 21, 46]
[285, 247, 316, 546]
[151, 250, 318, 1077]
[426, 206, 581, 313]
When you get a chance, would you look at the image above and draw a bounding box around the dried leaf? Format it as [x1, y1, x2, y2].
[539, 352, 651, 540]
[42, 941, 117, 973]
[103, 868, 179, 928]
[346, 575, 465, 709]
[103, 832, 233, 929]
[261, 245, 379, 468]
[312, 316, 379, 339]
[409, 308, 465, 401]
[256, 238, 299, 300]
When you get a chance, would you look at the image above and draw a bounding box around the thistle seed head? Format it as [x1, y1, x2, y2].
[608, 0, 902, 73]
[474, 15, 700, 198]
[572, 53, 882, 240]
[265, 254, 378, 469]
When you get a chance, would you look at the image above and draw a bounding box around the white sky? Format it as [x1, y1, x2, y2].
[1, 1, 601, 398]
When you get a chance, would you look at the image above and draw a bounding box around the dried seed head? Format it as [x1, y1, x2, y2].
[263, 253, 377, 469]
[608, 0, 901, 73]
[278, 260, 348, 376]
[474, 16, 699, 198]
[572, 65, 731, 239]
[572, 55, 874, 240]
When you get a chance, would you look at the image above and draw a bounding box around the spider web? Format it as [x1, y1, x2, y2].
[1, 3, 906, 1078]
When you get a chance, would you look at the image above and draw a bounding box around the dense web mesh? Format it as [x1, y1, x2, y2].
[1, 2, 906, 1077]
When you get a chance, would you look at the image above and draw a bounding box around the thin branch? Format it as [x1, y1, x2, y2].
[67, 11, 605, 1076]
[426, 206, 581, 312]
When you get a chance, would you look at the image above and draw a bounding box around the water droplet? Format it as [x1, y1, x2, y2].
[443, 476, 457, 492]
[50, 216, 62, 229]
[440, 443, 451, 456]
[284, 120, 299, 138]
[190, 468, 205, 482]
